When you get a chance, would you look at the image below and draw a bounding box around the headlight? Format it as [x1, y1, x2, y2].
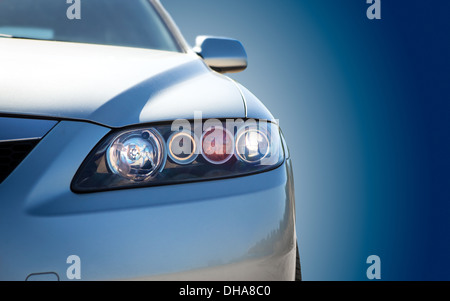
[71, 119, 284, 193]
[106, 129, 165, 181]
[201, 126, 234, 164]
[235, 128, 270, 163]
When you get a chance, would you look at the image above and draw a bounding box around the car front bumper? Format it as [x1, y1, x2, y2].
[0, 121, 296, 281]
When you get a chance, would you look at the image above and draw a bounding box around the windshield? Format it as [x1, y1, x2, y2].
[0, 0, 180, 51]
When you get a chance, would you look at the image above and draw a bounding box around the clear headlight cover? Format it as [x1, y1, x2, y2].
[72, 119, 284, 193]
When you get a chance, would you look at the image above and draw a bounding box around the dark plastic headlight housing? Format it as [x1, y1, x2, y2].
[72, 119, 284, 193]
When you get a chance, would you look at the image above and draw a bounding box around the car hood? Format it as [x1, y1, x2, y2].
[0, 38, 246, 128]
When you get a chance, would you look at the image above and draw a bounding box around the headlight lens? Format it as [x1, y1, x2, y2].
[72, 119, 284, 193]
[235, 128, 270, 164]
[106, 129, 165, 181]
[201, 126, 234, 165]
[167, 131, 198, 165]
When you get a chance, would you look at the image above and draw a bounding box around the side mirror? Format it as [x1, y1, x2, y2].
[194, 36, 248, 73]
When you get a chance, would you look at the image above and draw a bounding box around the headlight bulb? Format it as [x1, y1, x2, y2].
[168, 131, 198, 165]
[106, 129, 164, 181]
[235, 129, 270, 164]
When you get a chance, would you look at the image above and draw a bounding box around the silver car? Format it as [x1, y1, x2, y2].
[0, 0, 299, 281]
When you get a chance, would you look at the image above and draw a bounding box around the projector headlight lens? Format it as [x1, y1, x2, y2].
[235, 128, 270, 164]
[106, 129, 165, 181]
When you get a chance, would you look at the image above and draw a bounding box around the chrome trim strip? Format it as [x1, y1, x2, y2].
[0, 137, 41, 143]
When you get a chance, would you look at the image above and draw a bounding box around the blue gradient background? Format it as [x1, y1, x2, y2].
[162, 0, 450, 280]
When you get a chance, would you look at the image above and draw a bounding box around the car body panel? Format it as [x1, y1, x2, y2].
[0, 120, 296, 280]
[0, 117, 57, 142]
[0, 38, 245, 128]
[235, 83, 276, 122]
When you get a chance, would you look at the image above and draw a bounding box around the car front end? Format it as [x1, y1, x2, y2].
[0, 0, 298, 281]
